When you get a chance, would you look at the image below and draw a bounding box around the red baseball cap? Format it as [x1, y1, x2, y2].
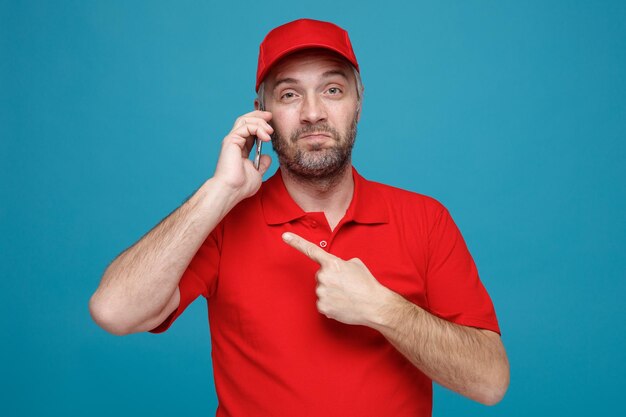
[256, 18, 359, 91]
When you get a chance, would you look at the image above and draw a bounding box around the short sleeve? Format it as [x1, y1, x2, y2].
[149, 224, 222, 333]
[425, 207, 500, 335]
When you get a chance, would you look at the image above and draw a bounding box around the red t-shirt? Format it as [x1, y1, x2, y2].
[150, 167, 500, 417]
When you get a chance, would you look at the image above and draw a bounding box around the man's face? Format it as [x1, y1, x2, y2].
[260, 50, 361, 180]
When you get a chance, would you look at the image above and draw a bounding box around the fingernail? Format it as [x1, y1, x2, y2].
[282, 232, 292, 242]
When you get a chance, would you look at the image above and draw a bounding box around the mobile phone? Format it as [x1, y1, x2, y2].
[253, 104, 265, 170]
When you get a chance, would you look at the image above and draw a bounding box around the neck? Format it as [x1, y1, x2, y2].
[280, 163, 354, 230]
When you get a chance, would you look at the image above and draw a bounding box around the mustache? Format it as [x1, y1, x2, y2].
[290, 123, 339, 142]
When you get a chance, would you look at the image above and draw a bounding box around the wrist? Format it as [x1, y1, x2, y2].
[195, 177, 244, 218]
[366, 287, 407, 332]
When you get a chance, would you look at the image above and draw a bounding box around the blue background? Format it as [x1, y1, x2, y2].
[2, 0, 625, 415]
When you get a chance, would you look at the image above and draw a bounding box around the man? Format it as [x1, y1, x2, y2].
[90, 18, 509, 416]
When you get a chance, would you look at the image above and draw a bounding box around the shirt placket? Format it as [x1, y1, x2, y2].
[299, 212, 333, 250]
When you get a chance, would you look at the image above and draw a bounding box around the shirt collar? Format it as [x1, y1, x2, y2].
[261, 166, 389, 225]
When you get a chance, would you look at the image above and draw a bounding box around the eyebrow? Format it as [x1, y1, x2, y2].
[272, 70, 350, 92]
[272, 77, 299, 91]
[320, 69, 350, 80]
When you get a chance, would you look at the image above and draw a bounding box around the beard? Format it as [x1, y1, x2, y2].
[271, 113, 358, 182]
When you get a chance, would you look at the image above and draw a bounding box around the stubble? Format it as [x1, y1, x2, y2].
[271, 113, 358, 183]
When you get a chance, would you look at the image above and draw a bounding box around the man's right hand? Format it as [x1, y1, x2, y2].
[213, 110, 274, 202]
[90, 110, 275, 336]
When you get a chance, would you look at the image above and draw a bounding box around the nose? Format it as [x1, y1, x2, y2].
[299, 94, 327, 125]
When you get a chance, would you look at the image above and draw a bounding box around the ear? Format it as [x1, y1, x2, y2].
[356, 85, 364, 122]
[254, 98, 261, 111]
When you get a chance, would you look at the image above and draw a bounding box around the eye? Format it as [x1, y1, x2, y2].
[280, 91, 297, 101]
[327, 87, 342, 95]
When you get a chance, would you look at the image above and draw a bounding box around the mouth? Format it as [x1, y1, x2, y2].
[299, 132, 332, 140]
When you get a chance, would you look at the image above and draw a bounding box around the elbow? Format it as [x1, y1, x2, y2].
[478, 384, 508, 406]
[477, 361, 510, 406]
[88, 293, 133, 336]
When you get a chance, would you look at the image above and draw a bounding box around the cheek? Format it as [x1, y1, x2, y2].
[327, 102, 358, 124]
[270, 108, 300, 135]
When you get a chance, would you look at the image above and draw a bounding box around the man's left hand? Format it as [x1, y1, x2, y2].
[282, 232, 395, 327]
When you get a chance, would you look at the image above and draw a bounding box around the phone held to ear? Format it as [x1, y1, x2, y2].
[254, 105, 265, 170]
[254, 136, 262, 170]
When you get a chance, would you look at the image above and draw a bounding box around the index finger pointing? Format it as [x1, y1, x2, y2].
[282, 232, 337, 266]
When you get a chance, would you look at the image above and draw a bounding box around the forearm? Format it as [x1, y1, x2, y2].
[89, 177, 240, 334]
[370, 291, 509, 405]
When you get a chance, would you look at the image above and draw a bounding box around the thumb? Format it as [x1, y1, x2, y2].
[258, 154, 272, 175]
